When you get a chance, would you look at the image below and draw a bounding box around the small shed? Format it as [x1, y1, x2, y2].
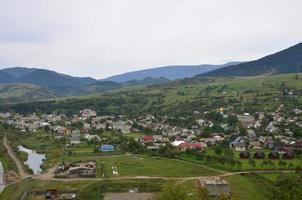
[283, 151, 295, 159]
[239, 151, 251, 159]
[268, 151, 280, 159]
[253, 151, 266, 159]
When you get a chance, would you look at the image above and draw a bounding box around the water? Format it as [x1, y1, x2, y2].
[18, 146, 46, 174]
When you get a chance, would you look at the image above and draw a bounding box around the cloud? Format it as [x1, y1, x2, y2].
[0, 0, 301, 78]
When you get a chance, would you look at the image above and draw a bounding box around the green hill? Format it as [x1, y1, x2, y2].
[0, 84, 58, 104]
[204, 43, 302, 77]
[2, 73, 301, 116]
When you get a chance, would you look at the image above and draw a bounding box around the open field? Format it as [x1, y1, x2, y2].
[62, 154, 221, 178]
[226, 174, 273, 200]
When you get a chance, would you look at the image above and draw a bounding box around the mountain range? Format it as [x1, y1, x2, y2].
[0, 67, 97, 87]
[103, 62, 241, 82]
[0, 42, 302, 104]
[203, 42, 302, 77]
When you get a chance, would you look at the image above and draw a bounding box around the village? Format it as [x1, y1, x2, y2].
[1, 105, 302, 199]
[1, 104, 302, 163]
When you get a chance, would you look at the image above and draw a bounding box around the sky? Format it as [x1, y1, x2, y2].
[0, 0, 302, 79]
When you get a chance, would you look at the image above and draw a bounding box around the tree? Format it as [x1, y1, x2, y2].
[218, 193, 231, 200]
[270, 175, 302, 200]
[214, 146, 223, 155]
[294, 73, 299, 80]
[156, 184, 211, 200]
[227, 115, 238, 127]
[156, 184, 188, 200]
[197, 187, 211, 200]
[224, 148, 234, 158]
[248, 158, 256, 168]
[278, 160, 287, 169]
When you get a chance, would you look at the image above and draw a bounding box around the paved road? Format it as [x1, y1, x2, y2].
[3, 136, 28, 177]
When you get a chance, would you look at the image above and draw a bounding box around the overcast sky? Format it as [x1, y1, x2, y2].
[0, 0, 301, 79]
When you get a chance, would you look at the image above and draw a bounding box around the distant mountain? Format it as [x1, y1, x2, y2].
[103, 62, 242, 83]
[2, 67, 35, 79]
[203, 43, 302, 77]
[0, 67, 97, 87]
[0, 71, 13, 83]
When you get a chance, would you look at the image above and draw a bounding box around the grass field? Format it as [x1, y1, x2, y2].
[181, 147, 302, 172]
[62, 154, 220, 177]
[226, 174, 273, 200]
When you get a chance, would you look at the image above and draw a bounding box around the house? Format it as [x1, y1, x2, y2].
[99, 144, 114, 152]
[233, 143, 246, 152]
[112, 120, 131, 134]
[200, 178, 231, 197]
[81, 109, 97, 118]
[71, 129, 80, 135]
[83, 123, 91, 129]
[200, 137, 220, 146]
[249, 141, 262, 149]
[176, 142, 207, 152]
[171, 140, 185, 147]
[55, 161, 96, 178]
[230, 137, 246, 151]
[237, 114, 255, 128]
[84, 134, 101, 142]
[54, 126, 68, 135]
[69, 137, 81, 144]
[140, 135, 155, 143]
[153, 135, 163, 142]
[293, 108, 302, 115]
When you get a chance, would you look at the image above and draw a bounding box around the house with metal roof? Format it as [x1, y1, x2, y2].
[99, 144, 114, 152]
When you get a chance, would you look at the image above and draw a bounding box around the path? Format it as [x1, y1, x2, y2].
[3, 136, 28, 177]
[34, 169, 294, 182]
[0, 161, 4, 193]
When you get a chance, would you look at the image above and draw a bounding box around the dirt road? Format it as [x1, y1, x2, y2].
[3, 136, 28, 177]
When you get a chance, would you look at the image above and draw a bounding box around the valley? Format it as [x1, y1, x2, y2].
[0, 71, 302, 199]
